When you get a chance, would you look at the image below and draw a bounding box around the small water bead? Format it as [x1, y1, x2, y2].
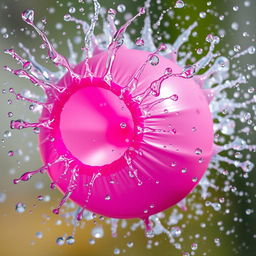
[232, 6, 239, 12]
[231, 22, 239, 31]
[91, 226, 104, 238]
[0, 192, 7, 203]
[199, 12, 206, 19]
[120, 122, 127, 129]
[191, 243, 198, 250]
[171, 161, 177, 167]
[16, 202, 26, 213]
[8, 150, 14, 157]
[245, 209, 253, 215]
[181, 168, 187, 173]
[171, 226, 181, 237]
[37, 195, 44, 201]
[175, 0, 185, 8]
[55, 23, 63, 30]
[149, 55, 159, 66]
[56, 237, 65, 246]
[248, 46, 255, 55]
[212, 203, 221, 211]
[192, 177, 198, 183]
[114, 248, 121, 255]
[171, 94, 179, 101]
[0, 27, 7, 34]
[233, 45, 241, 52]
[127, 242, 134, 248]
[69, 7, 76, 14]
[195, 148, 202, 155]
[135, 38, 144, 46]
[35, 232, 43, 239]
[117, 4, 126, 13]
[206, 34, 214, 43]
[22, 9, 34, 24]
[192, 127, 197, 132]
[198, 157, 204, 163]
[196, 48, 203, 55]
[89, 238, 96, 245]
[66, 236, 75, 245]
[181, 65, 196, 78]
[244, 1, 251, 7]
[183, 252, 190, 256]
[3, 130, 11, 138]
[63, 14, 71, 21]
[105, 195, 111, 200]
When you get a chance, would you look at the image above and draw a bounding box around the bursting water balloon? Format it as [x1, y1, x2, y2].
[4, 0, 256, 248]
[39, 47, 214, 219]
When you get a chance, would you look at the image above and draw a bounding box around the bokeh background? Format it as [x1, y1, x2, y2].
[0, 0, 255, 255]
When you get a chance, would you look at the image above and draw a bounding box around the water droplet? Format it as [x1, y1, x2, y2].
[114, 248, 121, 255]
[35, 231, 43, 239]
[105, 195, 111, 200]
[195, 148, 202, 155]
[64, 14, 71, 21]
[248, 46, 255, 55]
[120, 122, 127, 128]
[192, 177, 198, 183]
[91, 226, 104, 238]
[66, 236, 75, 245]
[175, 0, 185, 8]
[149, 55, 159, 66]
[3, 130, 11, 138]
[181, 65, 196, 78]
[196, 48, 203, 55]
[191, 243, 198, 250]
[127, 242, 134, 248]
[0, 192, 7, 203]
[135, 38, 144, 46]
[16, 202, 26, 213]
[56, 237, 65, 246]
[69, 7, 76, 14]
[233, 5, 239, 11]
[171, 161, 176, 167]
[8, 150, 14, 157]
[181, 168, 187, 173]
[89, 238, 95, 245]
[199, 12, 206, 18]
[171, 226, 181, 237]
[21, 9, 34, 24]
[170, 94, 179, 101]
[117, 4, 126, 13]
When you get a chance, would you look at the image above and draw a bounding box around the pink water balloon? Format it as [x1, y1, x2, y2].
[39, 46, 214, 219]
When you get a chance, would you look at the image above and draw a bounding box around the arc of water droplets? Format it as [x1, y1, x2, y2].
[9, 88, 52, 112]
[141, 0, 156, 52]
[21, 9, 78, 80]
[53, 167, 79, 215]
[13, 155, 65, 184]
[171, 22, 198, 59]
[4, 65, 64, 94]
[18, 42, 58, 82]
[76, 172, 102, 221]
[10, 118, 53, 130]
[124, 152, 143, 186]
[104, 7, 146, 85]
[132, 65, 195, 105]
[124, 43, 167, 95]
[80, 0, 101, 78]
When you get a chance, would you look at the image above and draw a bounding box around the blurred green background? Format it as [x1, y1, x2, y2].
[0, 0, 255, 255]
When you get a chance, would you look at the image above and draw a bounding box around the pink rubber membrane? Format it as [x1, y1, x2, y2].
[39, 46, 214, 219]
